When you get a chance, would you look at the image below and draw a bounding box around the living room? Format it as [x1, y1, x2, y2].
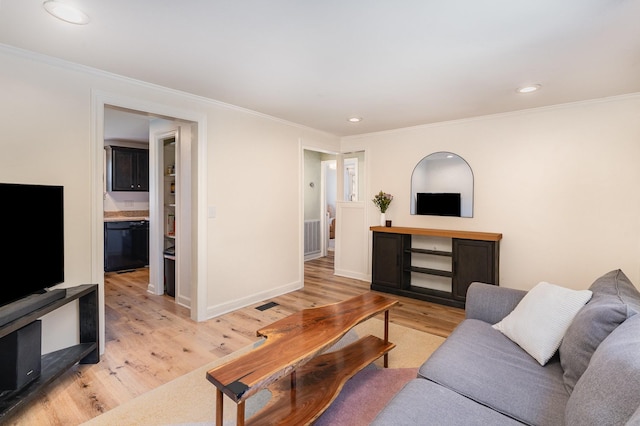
[1, 1, 640, 425]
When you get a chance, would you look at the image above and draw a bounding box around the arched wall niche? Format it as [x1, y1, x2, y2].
[410, 152, 474, 218]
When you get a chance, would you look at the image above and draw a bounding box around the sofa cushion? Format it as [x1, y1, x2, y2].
[371, 378, 523, 426]
[492, 281, 592, 365]
[420, 319, 569, 426]
[559, 269, 640, 393]
[565, 314, 640, 425]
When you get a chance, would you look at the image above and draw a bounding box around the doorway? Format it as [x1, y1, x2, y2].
[93, 92, 207, 348]
[322, 159, 337, 255]
[103, 108, 194, 304]
[303, 149, 337, 264]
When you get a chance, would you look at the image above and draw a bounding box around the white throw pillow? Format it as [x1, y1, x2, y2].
[492, 282, 592, 366]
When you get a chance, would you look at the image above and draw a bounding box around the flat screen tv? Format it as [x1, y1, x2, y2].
[0, 183, 64, 307]
[416, 192, 461, 217]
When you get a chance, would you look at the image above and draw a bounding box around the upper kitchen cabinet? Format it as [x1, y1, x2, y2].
[106, 146, 149, 192]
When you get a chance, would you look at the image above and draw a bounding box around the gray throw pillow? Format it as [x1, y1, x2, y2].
[565, 314, 640, 425]
[559, 269, 640, 393]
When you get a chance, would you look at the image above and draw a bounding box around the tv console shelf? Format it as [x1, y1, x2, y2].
[0, 284, 99, 420]
[370, 226, 502, 308]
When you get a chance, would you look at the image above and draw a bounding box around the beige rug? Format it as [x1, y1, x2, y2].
[82, 318, 445, 426]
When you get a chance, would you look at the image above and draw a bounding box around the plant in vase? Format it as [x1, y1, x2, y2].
[372, 190, 393, 226]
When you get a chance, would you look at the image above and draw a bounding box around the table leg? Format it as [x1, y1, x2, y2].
[216, 389, 223, 426]
[384, 310, 390, 368]
[237, 401, 245, 426]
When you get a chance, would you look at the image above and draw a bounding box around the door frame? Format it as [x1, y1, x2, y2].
[300, 144, 338, 272]
[92, 91, 209, 353]
[320, 159, 337, 257]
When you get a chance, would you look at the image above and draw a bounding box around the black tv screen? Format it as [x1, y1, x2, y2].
[0, 183, 64, 307]
[416, 193, 461, 217]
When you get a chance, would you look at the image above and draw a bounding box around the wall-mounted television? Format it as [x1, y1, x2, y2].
[416, 192, 461, 217]
[0, 183, 64, 307]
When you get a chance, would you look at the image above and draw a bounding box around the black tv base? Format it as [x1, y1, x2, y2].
[0, 284, 99, 421]
[0, 290, 66, 328]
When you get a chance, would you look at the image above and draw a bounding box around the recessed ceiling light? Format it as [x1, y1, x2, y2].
[43, 1, 90, 25]
[516, 84, 541, 94]
[347, 117, 362, 123]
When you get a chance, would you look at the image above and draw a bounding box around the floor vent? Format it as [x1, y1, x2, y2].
[255, 301, 279, 311]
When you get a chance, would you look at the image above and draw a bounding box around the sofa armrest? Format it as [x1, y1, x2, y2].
[465, 282, 527, 324]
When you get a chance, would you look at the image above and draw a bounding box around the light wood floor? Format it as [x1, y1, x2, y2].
[5, 253, 464, 426]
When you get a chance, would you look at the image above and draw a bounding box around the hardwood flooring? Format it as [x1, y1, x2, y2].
[4, 253, 464, 426]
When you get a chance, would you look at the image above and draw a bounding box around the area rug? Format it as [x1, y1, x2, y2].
[313, 366, 418, 426]
[81, 318, 444, 426]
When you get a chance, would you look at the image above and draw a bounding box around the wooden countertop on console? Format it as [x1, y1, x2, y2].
[370, 226, 502, 241]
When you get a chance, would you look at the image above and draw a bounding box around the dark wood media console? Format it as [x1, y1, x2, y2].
[370, 227, 502, 308]
[0, 284, 99, 420]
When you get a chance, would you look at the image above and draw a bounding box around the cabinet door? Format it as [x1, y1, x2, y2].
[135, 149, 149, 191]
[372, 232, 409, 289]
[452, 239, 498, 301]
[111, 147, 149, 192]
[112, 147, 136, 191]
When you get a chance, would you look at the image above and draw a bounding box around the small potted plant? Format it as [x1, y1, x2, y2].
[372, 191, 393, 226]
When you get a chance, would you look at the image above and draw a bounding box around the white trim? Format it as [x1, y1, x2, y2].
[91, 90, 209, 331]
[300, 143, 340, 280]
[206, 280, 302, 319]
[149, 130, 178, 296]
[1, 43, 335, 139]
[90, 99, 106, 354]
[340, 92, 640, 140]
[334, 269, 370, 282]
[321, 159, 338, 257]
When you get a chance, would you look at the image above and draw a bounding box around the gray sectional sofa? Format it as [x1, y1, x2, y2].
[373, 269, 640, 425]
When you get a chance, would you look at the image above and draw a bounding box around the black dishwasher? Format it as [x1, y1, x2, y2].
[104, 220, 149, 272]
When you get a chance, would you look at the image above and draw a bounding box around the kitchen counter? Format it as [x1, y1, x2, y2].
[104, 216, 149, 222]
[104, 210, 149, 222]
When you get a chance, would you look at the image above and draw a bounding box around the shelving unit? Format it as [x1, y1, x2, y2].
[371, 226, 501, 308]
[0, 284, 99, 420]
[163, 138, 177, 297]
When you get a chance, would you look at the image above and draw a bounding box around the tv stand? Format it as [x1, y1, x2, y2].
[0, 289, 66, 328]
[0, 284, 99, 420]
[370, 227, 501, 308]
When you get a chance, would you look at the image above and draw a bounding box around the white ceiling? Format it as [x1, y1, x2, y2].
[2, 0, 640, 136]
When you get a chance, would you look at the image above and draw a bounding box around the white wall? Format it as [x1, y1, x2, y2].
[0, 45, 339, 352]
[341, 95, 640, 291]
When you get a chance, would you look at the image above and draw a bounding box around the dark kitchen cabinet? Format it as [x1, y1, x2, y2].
[108, 146, 149, 192]
[370, 227, 501, 308]
[104, 220, 149, 272]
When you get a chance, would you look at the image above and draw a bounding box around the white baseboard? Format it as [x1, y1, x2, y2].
[205, 280, 303, 319]
[334, 269, 371, 283]
[304, 252, 322, 262]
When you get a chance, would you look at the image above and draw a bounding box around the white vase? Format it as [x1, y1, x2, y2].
[380, 212, 386, 227]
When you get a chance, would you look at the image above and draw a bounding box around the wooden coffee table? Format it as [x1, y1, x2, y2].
[206, 292, 398, 426]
